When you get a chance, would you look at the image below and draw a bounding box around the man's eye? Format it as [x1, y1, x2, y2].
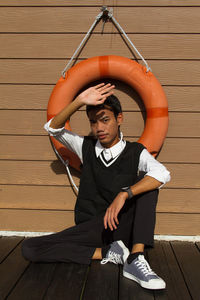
[103, 118, 109, 123]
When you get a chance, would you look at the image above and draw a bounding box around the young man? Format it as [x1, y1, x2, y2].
[22, 83, 170, 290]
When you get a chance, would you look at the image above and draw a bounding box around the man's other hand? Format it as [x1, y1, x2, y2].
[104, 192, 127, 231]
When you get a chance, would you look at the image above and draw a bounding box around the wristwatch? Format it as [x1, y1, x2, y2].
[121, 186, 134, 199]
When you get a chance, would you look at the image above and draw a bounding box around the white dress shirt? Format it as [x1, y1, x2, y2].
[44, 119, 171, 186]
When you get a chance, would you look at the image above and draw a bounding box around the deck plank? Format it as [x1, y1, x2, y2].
[82, 260, 118, 300]
[43, 263, 88, 300]
[7, 262, 56, 300]
[171, 241, 200, 300]
[0, 239, 199, 299]
[118, 264, 154, 300]
[0, 241, 30, 300]
[147, 241, 191, 300]
[196, 242, 200, 251]
[0, 236, 23, 263]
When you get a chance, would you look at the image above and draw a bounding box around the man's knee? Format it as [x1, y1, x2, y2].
[21, 238, 39, 262]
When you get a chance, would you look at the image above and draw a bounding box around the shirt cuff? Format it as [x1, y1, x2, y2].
[44, 118, 65, 136]
[144, 170, 171, 188]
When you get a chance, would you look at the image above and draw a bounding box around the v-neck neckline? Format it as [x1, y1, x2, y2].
[96, 142, 129, 169]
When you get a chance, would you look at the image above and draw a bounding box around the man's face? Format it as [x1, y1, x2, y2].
[88, 107, 123, 148]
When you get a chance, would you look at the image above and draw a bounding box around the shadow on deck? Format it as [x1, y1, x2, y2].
[0, 237, 199, 300]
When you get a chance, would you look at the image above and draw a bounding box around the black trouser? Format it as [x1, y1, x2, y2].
[21, 188, 158, 265]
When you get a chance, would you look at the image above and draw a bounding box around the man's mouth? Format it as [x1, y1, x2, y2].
[98, 134, 107, 140]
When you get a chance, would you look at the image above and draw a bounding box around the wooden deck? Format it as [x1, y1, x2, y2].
[0, 237, 199, 300]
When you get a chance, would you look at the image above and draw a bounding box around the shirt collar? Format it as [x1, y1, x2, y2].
[95, 132, 126, 159]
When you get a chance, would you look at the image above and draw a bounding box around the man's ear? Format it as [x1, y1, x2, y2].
[117, 113, 123, 126]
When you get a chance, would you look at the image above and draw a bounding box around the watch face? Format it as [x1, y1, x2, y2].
[122, 187, 129, 191]
[121, 187, 133, 199]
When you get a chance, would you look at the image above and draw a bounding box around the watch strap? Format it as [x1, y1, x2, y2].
[121, 187, 134, 199]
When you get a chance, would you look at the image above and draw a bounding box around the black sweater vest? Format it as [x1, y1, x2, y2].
[75, 137, 145, 225]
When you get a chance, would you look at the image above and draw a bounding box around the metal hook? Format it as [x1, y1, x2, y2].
[100, 6, 112, 34]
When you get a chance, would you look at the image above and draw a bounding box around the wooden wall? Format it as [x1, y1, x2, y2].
[0, 0, 200, 235]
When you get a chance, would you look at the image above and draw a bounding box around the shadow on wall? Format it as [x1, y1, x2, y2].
[50, 160, 81, 178]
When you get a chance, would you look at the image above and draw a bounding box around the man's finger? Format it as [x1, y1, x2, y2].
[97, 92, 114, 104]
[107, 210, 113, 231]
[104, 91, 114, 97]
[101, 86, 115, 95]
[96, 97, 106, 106]
[95, 83, 105, 89]
[114, 214, 119, 225]
[104, 211, 108, 229]
[98, 83, 112, 92]
[110, 210, 117, 229]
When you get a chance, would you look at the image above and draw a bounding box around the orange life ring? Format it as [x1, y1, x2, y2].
[47, 55, 168, 171]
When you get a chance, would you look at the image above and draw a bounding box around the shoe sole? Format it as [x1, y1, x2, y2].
[116, 240, 130, 264]
[123, 270, 166, 290]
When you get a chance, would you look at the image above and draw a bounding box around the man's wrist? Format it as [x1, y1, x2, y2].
[121, 187, 134, 200]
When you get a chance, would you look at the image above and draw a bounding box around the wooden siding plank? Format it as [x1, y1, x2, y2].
[1, 7, 200, 33]
[1, 136, 200, 163]
[1, 110, 200, 138]
[156, 138, 200, 163]
[0, 236, 23, 263]
[0, 84, 53, 110]
[1, 59, 200, 85]
[82, 261, 118, 300]
[44, 263, 88, 300]
[0, 136, 56, 161]
[0, 185, 77, 211]
[0, 159, 77, 185]
[0, 160, 80, 186]
[1, 85, 200, 112]
[7, 262, 56, 300]
[157, 189, 200, 213]
[168, 164, 200, 189]
[147, 241, 191, 300]
[1, 186, 199, 214]
[1, 0, 200, 7]
[1, 160, 200, 189]
[155, 213, 200, 235]
[0, 210, 200, 235]
[0, 241, 30, 300]
[171, 242, 200, 300]
[1, 34, 200, 59]
[0, 209, 75, 232]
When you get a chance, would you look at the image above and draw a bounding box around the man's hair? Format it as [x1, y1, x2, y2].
[86, 94, 122, 119]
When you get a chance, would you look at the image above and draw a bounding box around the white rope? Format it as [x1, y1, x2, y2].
[109, 13, 151, 72]
[65, 163, 79, 193]
[62, 6, 151, 78]
[52, 143, 79, 194]
[62, 11, 103, 78]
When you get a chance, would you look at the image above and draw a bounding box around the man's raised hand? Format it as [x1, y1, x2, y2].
[77, 83, 115, 106]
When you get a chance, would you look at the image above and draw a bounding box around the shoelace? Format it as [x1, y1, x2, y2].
[101, 250, 123, 265]
[135, 255, 157, 277]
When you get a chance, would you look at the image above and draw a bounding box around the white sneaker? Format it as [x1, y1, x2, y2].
[123, 254, 166, 290]
[101, 240, 130, 265]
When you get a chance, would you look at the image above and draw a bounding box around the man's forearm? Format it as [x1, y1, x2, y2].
[130, 176, 162, 197]
[50, 97, 83, 129]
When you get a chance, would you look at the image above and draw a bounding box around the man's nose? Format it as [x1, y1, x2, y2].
[96, 121, 104, 132]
